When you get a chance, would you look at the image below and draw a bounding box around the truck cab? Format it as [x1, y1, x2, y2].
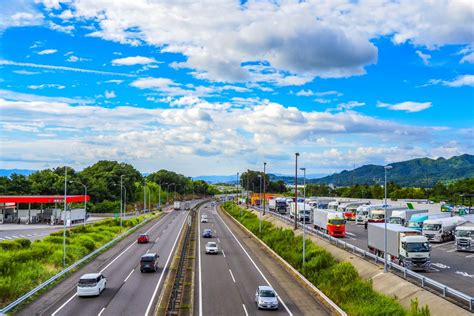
[455, 221, 474, 252]
[399, 235, 431, 270]
[368, 210, 385, 223]
[422, 216, 466, 243]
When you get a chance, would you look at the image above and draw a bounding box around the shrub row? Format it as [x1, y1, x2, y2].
[222, 202, 430, 316]
[0, 212, 157, 307]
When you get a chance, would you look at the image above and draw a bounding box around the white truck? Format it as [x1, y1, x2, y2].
[173, 201, 181, 210]
[289, 202, 311, 223]
[313, 209, 346, 237]
[368, 223, 431, 271]
[455, 216, 474, 252]
[56, 208, 86, 225]
[355, 204, 384, 225]
[389, 209, 427, 226]
[269, 197, 288, 214]
[422, 216, 466, 242]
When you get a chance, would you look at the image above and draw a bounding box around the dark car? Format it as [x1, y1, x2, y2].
[137, 233, 150, 244]
[202, 229, 213, 238]
[140, 253, 159, 272]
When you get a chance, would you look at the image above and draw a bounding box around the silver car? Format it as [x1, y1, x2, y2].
[255, 285, 278, 310]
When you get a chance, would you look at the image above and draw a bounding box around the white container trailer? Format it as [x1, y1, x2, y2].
[455, 215, 474, 252]
[289, 202, 311, 222]
[389, 209, 427, 226]
[173, 201, 181, 210]
[59, 208, 86, 225]
[368, 223, 431, 271]
[422, 216, 466, 242]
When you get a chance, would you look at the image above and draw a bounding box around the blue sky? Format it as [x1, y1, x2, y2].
[0, 0, 473, 176]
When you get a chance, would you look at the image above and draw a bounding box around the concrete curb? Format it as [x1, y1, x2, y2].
[220, 205, 347, 316]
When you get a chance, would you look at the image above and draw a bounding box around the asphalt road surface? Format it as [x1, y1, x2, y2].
[196, 202, 330, 316]
[17, 208, 192, 316]
[260, 206, 474, 298]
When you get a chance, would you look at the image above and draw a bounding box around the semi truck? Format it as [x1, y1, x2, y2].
[389, 209, 427, 226]
[173, 201, 181, 210]
[368, 223, 431, 271]
[455, 216, 474, 252]
[289, 202, 311, 223]
[407, 212, 451, 231]
[269, 197, 288, 214]
[339, 201, 367, 221]
[355, 204, 384, 225]
[422, 216, 466, 242]
[368, 206, 407, 223]
[313, 209, 345, 237]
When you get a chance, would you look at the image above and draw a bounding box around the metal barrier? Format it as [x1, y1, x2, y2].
[259, 208, 474, 311]
[0, 214, 159, 314]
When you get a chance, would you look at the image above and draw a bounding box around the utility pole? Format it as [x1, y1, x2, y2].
[294, 153, 299, 230]
[263, 162, 267, 216]
[300, 167, 306, 265]
[246, 169, 250, 209]
[62, 166, 67, 267]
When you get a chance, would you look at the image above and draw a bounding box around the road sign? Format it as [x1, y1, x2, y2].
[114, 212, 119, 219]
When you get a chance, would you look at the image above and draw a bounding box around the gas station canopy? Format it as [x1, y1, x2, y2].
[0, 195, 90, 204]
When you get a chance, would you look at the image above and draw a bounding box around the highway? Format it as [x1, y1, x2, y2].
[258, 206, 474, 298]
[17, 207, 193, 316]
[196, 202, 331, 316]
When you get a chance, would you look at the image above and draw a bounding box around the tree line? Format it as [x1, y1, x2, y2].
[0, 160, 218, 212]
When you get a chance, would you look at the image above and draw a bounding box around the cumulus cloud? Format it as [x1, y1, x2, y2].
[105, 90, 116, 99]
[112, 56, 157, 66]
[423, 75, 474, 88]
[416, 50, 431, 65]
[37, 49, 57, 55]
[377, 101, 432, 113]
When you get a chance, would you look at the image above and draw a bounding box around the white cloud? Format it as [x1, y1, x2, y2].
[377, 101, 432, 113]
[330, 101, 365, 112]
[424, 75, 474, 88]
[67, 55, 90, 62]
[106, 79, 124, 84]
[416, 50, 431, 65]
[28, 84, 65, 90]
[296, 89, 315, 97]
[105, 90, 116, 99]
[37, 49, 57, 55]
[13, 70, 40, 75]
[112, 56, 157, 66]
[48, 21, 74, 34]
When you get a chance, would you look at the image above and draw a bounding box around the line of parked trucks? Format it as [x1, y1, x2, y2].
[266, 196, 474, 271]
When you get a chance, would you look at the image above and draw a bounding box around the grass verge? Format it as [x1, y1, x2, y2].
[222, 202, 430, 316]
[0, 213, 158, 307]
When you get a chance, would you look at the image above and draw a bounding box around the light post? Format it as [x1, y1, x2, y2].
[258, 175, 262, 235]
[69, 180, 87, 226]
[294, 153, 300, 230]
[246, 169, 250, 209]
[62, 166, 68, 267]
[167, 183, 175, 204]
[236, 172, 239, 204]
[384, 165, 393, 273]
[300, 167, 306, 265]
[124, 186, 127, 217]
[143, 183, 147, 212]
[120, 175, 124, 232]
[263, 162, 267, 216]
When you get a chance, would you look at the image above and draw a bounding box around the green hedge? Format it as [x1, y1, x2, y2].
[222, 202, 430, 316]
[0, 212, 157, 307]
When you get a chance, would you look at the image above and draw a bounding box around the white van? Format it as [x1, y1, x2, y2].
[77, 273, 107, 297]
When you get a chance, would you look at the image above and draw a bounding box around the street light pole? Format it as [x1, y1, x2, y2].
[263, 162, 267, 216]
[143, 183, 146, 212]
[124, 187, 127, 217]
[62, 166, 68, 267]
[258, 175, 262, 235]
[246, 169, 250, 209]
[300, 167, 306, 265]
[294, 153, 300, 230]
[120, 175, 124, 232]
[384, 165, 393, 273]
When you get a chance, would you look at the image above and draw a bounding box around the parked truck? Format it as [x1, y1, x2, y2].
[368, 206, 407, 223]
[455, 215, 474, 252]
[269, 197, 288, 214]
[339, 201, 367, 221]
[355, 204, 384, 225]
[313, 209, 346, 237]
[422, 216, 466, 242]
[389, 209, 427, 226]
[368, 223, 431, 271]
[57, 208, 86, 225]
[289, 202, 311, 223]
[407, 212, 451, 231]
[173, 201, 181, 210]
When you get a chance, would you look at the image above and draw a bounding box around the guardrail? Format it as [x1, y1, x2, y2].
[257, 207, 474, 312]
[0, 213, 160, 315]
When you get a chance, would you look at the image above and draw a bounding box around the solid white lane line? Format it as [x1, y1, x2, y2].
[216, 211, 293, 316]
[145, 213, 188, 316]
[146, 249, 150, 254]
[242, 304, 249, 316]
[155, 237, 160, 242]
[229, 269, 236, 283]
[431, 267, 440, 272]
[198, 206, 203, 316]
[51, 293, 76, 316]
[98, 307, 106, 316]
[222, 249, 226, 257]
[124, 269, 135, 282]
[99, 241, 135, 274]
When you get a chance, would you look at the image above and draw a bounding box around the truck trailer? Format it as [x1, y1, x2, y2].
[389, 209, 427, 226]
[269, 197, 288, 214]
[455, 216, 474, 252]
[173, 201, 181, 210]
[407, 212, 451, 231]
[422, 216, 466, 242]
[289, 202, 311, 223]
[313, 209, 345, 237]
[368, 223, 431, 271]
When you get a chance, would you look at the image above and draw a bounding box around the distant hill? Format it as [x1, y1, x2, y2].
[193, 175, 238, 184]
[309, 154, 474, 187]
[0, 169, 37, 177]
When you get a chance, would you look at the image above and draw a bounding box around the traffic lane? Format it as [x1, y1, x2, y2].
[213, 206, 329, 316]
[102, 211, 188, 316]
[198, 204, 245, 316]
[44, 212, 182, 316]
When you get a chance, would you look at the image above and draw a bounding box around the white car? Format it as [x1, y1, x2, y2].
[201, 214, 208, 223]
[77, 273, 106, 297]
[205, 241, 218, 254]
[255, 285, 278, 310]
